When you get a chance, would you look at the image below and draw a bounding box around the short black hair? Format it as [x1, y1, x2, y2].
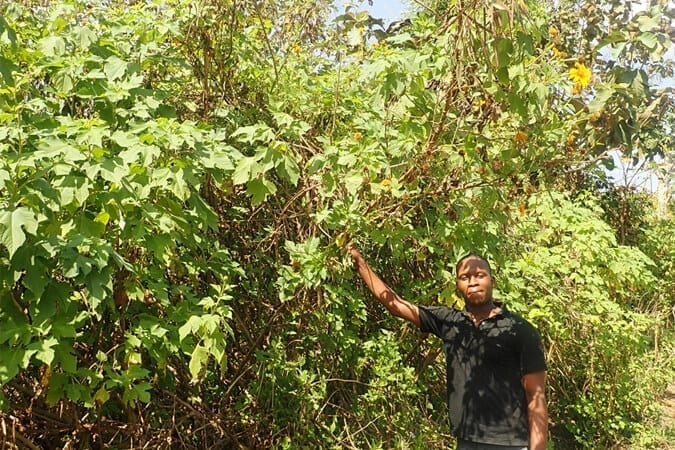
[455, 253, 492, 277]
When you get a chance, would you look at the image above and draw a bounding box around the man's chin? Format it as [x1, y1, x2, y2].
[465, 296, 489, 306]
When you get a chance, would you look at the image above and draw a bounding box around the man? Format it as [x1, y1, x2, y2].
[349, 248, 548, 450]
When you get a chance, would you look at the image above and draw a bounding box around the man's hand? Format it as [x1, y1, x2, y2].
[348, 246, 362, 266]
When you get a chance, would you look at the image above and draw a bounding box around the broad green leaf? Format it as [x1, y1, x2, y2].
[278, 154, 300, 186]
[112, 130, 141, 148]
[596, 31, 627, 50]
[0, 315, 29, 345]
[343, 174, 364, 194]
[39, 36, 66, 56]
[0, 56, 15, 86]
[104, 56, 127, 81]
[28, 337, 59, 366]
[94, 211, 111, 226]
[178, 315, 201, 342]
[636, 15, 659, 32]
[53, 71, 74, 94]
[231, 124, 274, 144]
[0, 169, 9, 190]
[188, 345, 209, 380]
[132, 382, 152, 403]
[65, 383, 85, 402]
[200, 145, 235, 170]
[495, 38, 513, 68]
[94, 386, 110, 405]
[0, 207, 38, 257]
[188, 193, 219, 231]
[247, 178, 277, 205]
[232, 156, 260, 185]
[57, 345, 77, 373]
[608, 42, 628, 59]
[0, 347, 27, 384]
[24, 267, 49, 299]
[360, 58, 388, 81]
[45, 372, 67, 406]
[74, 26, 98, 49]
[0, 15, 17, 47]
[166, 169, 191, 201]
[636, 32, 658, 50]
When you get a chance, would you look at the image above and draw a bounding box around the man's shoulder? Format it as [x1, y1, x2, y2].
[499, 304, 540, 331]
[418, 304, 463, 321]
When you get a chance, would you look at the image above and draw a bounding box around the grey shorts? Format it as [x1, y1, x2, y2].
[456, 439, 528, 450]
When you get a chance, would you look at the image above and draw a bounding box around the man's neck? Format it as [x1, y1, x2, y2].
[466, 301, 500, 325]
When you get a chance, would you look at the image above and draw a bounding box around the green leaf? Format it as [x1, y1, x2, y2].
[232, 156, 260, 185]
[247, 178, 277, 205]
[178, 315, 201, 342]
[132, 382, 152, 403]
[596, 31, 627, 50]
[39, 36, 66, 56]
[188, 192, 219, 231]
[589, 85, 615, 113]
[608, 42, 628, 59]
[94, 386, 110, 405]
[636, 15, 659, 32]
[0, 169, 10, 191]
[495, 38, 513, 68]
[278, 154, 300, 186]
[636, 32, 658, 50]
[0, 315, 29, 345]
[29, 337, 59, 366]
[104, 56, 127, 81]
[53, 71, 74, 94]
[188, 345, 209, 380]
[0, 56, 15, 86]
[55, 344, 77, 372]
[111, 130, 141, 148]
[0, 347, 28, 384]
[231, 124, 274, 144]
[74, 25, 98, 49]
[0, 207, 38, 258]
[343, 174, 364, 194]
[0, 15, 17, 48]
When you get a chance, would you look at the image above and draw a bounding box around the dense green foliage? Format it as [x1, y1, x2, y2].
[0, 0, 673, 448]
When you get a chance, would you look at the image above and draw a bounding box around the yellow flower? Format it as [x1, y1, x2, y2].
[354, 132, 363, 141]
[569, 62, 591, 93]
[549, 26, 559, 37]
[381, 179, 391, 187]
[552, 47, 562, 59]
[513, 131, 528, 147]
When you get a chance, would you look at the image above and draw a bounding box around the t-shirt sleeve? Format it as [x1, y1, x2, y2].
[418, 305, 454, 337]
[518, 320, 548, 375]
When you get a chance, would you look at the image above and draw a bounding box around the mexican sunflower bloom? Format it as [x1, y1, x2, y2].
[513, 131, 528, 147]
[569, 62, 591, 93]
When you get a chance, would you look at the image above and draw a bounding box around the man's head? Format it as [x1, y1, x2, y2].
[455, 254, 495, 307]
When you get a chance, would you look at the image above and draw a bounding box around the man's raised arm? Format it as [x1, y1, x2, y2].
[349, 247, 420, 327]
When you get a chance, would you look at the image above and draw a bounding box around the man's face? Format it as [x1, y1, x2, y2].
[456, 257, 494, 307]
